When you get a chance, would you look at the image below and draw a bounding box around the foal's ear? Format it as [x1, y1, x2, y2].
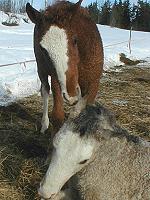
[26, 3, 42, 24]
[76, 0, 84, 7]
[71, 0, 83, 15]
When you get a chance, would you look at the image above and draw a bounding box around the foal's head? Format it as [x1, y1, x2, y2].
[26, 1, 84, 105]
[38, 103, 115, 199]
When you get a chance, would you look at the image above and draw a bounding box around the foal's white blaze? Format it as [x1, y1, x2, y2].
[40, 26, 68, 95]
[38, 126, 95, 199]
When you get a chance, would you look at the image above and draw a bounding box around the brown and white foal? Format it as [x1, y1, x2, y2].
[26, 0, 103, 132]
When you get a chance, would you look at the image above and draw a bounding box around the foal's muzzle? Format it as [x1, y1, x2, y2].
[38, 187, 55, 200]
[63, 85, 81, 106]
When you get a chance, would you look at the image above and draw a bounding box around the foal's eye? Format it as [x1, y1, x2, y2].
[79, 159, 89, 164]
[73, 36, 77, 45]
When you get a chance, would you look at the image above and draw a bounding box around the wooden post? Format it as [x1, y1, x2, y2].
[129, 26, 132, 54]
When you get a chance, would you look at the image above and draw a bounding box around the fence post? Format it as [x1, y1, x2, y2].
[129, 26, 132, 54]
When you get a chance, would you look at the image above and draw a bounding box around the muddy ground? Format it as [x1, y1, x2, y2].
[0, 66, 150, 199]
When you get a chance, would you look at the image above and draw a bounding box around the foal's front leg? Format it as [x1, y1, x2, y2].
[41, 84, 49, 133]
[51, 76, 65, 130]
[70, 80, 99, 118]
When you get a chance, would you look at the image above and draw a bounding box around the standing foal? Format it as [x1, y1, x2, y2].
[26, 0, 103, 132]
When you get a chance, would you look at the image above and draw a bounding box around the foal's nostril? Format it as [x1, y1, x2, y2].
[38, 187, 52, 200]
[63, 92, 69, 102]
[71, 99, 78, 106]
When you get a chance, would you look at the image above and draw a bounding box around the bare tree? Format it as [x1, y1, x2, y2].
[0, 0, 27, 13]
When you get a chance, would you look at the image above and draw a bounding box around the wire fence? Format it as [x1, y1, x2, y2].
[0, 59, 36, 68]
[0, 35, 148, 69]
[104, 37, 147, 48]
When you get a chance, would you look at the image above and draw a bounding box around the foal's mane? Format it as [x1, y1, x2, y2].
[72, 103, 141, 145]
[43, 1, 89, 23]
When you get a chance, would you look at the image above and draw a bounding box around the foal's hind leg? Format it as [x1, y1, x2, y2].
[86, 79, 100, 105]
[41, 84, 50, 133]
[51, 76, 65, 130]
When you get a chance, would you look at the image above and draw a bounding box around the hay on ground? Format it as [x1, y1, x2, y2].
[0, 66, 150, 199]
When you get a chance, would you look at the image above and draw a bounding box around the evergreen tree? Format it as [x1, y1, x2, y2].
[110, 0, 131, 29]
[117, 0, 124, 28]
[85, 0, 150, 31]
[110, 0, 123, 28]
[122, 0, 131, 29]
[87, 1, 100, 23]
[132, 0, 150, 31]
[100, 0, 111, 25]
[110, 0, 118, 27]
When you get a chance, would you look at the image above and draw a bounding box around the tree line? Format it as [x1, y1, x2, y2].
[87, 0, 150, 32]
[0, 0, 54, 13]
[0, 0, 150, 31]
[0, 0, 27, 13]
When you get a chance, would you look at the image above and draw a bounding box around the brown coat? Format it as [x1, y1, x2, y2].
[26, 1, 103, 128]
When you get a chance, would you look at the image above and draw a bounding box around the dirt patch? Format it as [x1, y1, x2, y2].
[0, 66, 150, 199]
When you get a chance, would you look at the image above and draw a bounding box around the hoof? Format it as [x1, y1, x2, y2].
[41, 117, 49, 133]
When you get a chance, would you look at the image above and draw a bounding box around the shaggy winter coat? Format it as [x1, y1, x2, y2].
[54, 104, 150, 200]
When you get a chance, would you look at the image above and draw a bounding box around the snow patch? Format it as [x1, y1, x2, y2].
[98, 25, 150, 70]
[0, 62, 41, 106]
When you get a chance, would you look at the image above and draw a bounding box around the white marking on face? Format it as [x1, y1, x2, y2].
[38, 125, 95, 199]
[40, 26, 68, 94]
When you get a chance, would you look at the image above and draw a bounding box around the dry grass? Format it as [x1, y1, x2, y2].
[99, 66, 150, 140]
[0, 66, 150, 199]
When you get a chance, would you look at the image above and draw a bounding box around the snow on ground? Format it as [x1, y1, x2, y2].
[0, 13, 150, 105]
[0, 14, 40, 106]
[97, 25, 150, 70]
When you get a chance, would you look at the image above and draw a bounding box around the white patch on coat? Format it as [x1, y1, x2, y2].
[38, 126, 96, 199]
[40, 26, 68, 94]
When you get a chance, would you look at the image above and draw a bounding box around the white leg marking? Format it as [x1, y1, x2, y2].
[41, 85, 49, 133]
